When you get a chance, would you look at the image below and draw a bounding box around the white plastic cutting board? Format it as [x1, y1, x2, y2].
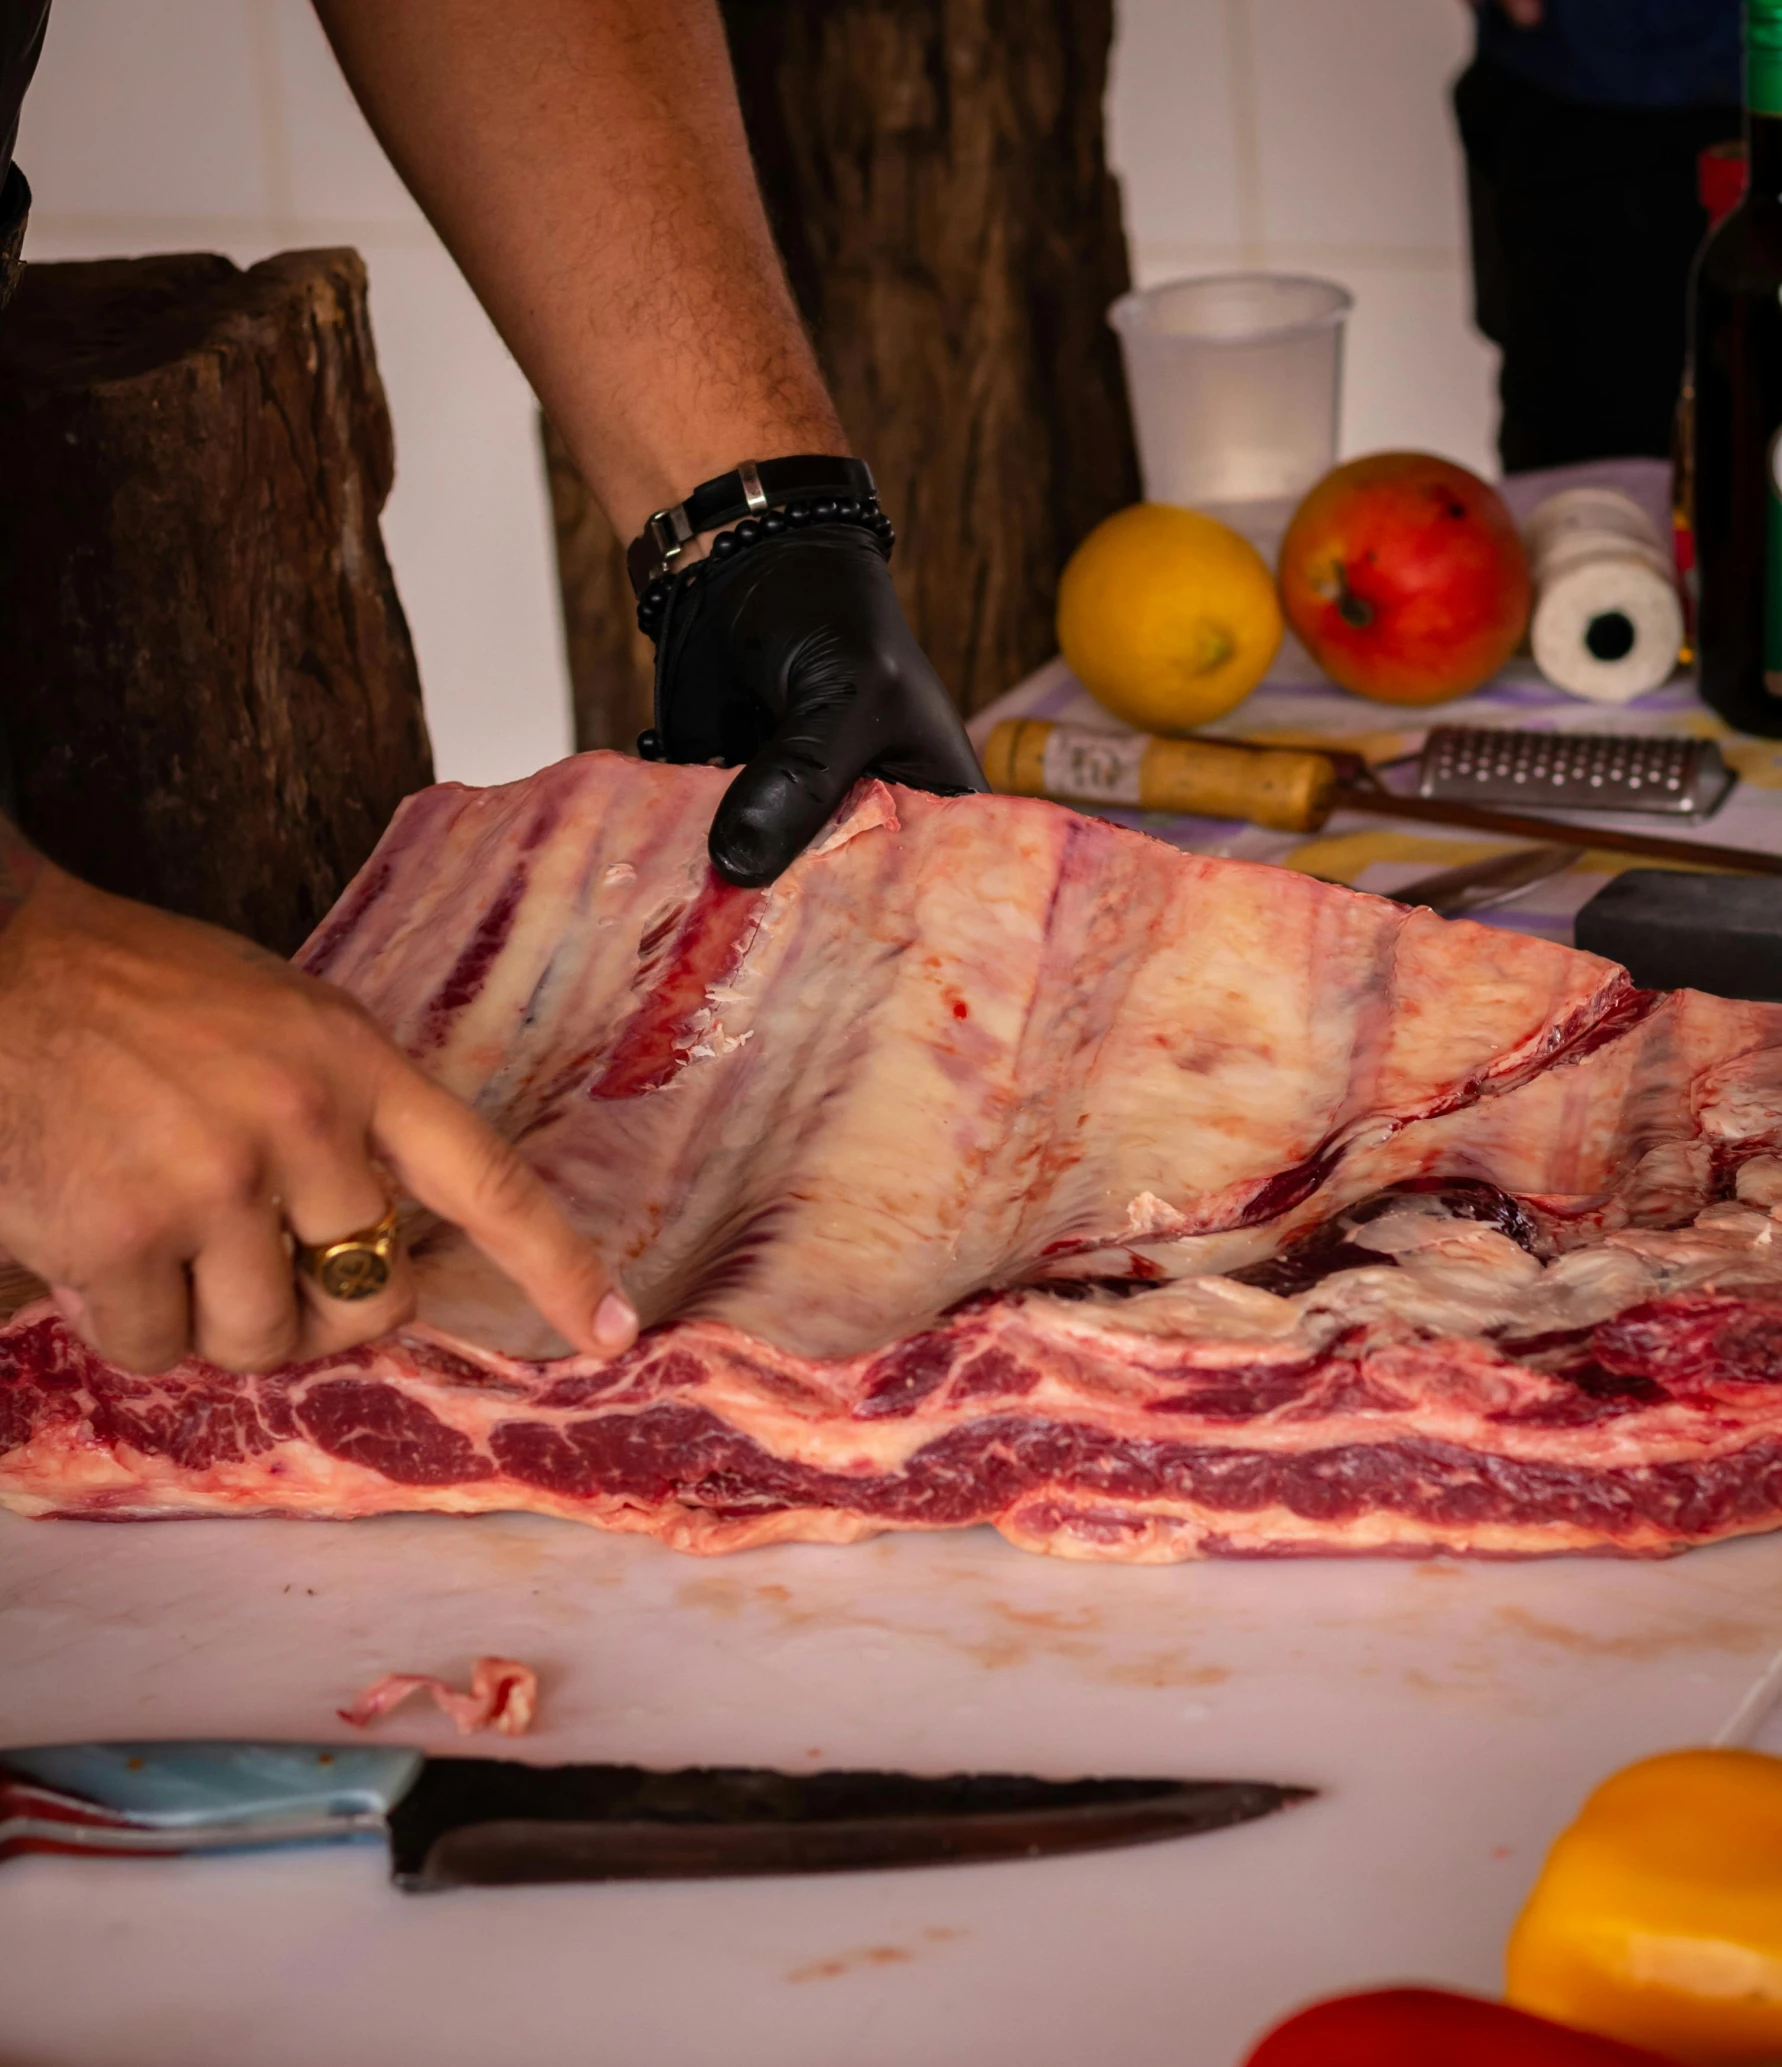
[6, 1508, 1782, 2067]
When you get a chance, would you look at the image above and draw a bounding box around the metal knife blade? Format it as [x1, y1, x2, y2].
[1387, 842, 1576, 918]
[0, 1742, 1313, 1891]
[385, 1758, 1312, 1889]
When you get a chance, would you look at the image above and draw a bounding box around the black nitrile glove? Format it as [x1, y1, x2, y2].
[649, 524, 986, 887]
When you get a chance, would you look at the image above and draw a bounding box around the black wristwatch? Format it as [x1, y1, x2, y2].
[625, 454, 879, 596]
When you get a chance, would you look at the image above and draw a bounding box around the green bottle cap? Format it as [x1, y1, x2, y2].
[1752, 0, 1782, 117]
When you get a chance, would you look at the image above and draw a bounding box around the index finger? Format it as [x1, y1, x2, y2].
[367, 1052, 636, 1359]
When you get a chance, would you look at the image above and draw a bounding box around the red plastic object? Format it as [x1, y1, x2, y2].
[1699, 139, 1749, 231]
[1242, 1988, 1681, 2066]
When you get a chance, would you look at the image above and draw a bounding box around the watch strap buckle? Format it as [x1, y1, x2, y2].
[643, 502, 694, 571]
[625, 454, 878, 598]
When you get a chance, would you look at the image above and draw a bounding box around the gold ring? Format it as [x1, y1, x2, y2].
[294, 1204, 402, 1302]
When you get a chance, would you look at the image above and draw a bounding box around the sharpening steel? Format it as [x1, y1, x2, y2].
[981, 719, 1782, 876]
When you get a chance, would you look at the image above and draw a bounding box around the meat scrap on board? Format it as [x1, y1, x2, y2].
[339, 1656, 538, 1737]
[5, 752, 1782, 1562]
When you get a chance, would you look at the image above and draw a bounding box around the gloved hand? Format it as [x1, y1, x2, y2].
[649, 523, 986, 887]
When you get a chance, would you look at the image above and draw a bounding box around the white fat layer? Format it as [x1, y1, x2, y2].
[1027, 1194, 1782, 1358]
[1738, 1156, 1782, 1208]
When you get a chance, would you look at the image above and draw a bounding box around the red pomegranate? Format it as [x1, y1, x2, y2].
[1278, 451, 1531, 705]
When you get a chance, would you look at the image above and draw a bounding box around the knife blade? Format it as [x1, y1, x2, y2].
[0, 1741, 1313, 1891]
[1385, 842, 1577, 918]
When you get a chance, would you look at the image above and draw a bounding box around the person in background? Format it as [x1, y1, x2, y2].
[1456, 0, 1741, 472]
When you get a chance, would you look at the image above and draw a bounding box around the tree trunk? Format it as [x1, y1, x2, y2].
[0, 247, 433, 955]
[546, 0, 1139, 752]
[542, 417, 657, 757]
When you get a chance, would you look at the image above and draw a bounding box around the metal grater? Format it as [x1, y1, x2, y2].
[1416, 726, 1735, 818]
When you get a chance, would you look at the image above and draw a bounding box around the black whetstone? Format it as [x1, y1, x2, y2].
[1575, 870, 1782, 999]
[0, 248, 433, 954]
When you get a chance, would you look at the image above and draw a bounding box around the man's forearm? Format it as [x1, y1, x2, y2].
[312, 0, 845, 540]
[0, 814, 41, 934]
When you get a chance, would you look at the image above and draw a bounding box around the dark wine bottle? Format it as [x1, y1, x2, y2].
[1693, 0, 1782, 736]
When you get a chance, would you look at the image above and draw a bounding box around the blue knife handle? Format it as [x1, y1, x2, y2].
[0, 1742, 423, 1862]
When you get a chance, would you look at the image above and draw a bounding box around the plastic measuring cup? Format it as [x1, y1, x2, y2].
[1108, 273, 1353, 559]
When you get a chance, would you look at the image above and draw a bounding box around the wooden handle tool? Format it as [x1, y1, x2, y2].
[982, 719, 1337, 833]
[981, 718, 1782, 877]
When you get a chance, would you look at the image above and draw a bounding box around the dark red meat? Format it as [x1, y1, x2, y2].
[7, 753, 1782, 1561]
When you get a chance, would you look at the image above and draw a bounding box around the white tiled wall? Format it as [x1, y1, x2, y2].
[16, 0, 573, 787]
[1109, 0, 1497, 474]
[16, 0, 1495, 785]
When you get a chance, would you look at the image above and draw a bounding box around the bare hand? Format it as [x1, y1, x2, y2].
[0, 864, 637, 1374]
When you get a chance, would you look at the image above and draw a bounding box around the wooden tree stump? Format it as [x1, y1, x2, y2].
[542, 417, 658, 758]
[0, 248, 433, 954]
[545, 0, 1139, 750]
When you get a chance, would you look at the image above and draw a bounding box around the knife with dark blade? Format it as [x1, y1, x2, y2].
[0, 1741, 1313, 1891]
[1385, 841, 1577, 918]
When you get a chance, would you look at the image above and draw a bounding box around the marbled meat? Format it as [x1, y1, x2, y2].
[7, 752, 1782, 1561]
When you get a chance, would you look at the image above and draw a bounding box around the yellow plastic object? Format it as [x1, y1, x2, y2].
[1055, 503, 1284, 733]
[1506, 1749, 1782, 2065]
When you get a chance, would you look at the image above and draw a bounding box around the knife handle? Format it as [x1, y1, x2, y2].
[0, 1742, 422, 1863]
[983, 719, 1338, 833]
[1, 1770, 184, 1861]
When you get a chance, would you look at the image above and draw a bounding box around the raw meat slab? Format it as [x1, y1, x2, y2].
[7, 753, 1782, 1560]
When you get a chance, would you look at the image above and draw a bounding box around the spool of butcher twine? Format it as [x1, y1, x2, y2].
[981, 719, 1336, 831]
[1522, 487, 1684, 705]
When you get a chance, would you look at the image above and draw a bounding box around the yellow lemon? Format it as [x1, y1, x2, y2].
[1056, 503, 1283, 733]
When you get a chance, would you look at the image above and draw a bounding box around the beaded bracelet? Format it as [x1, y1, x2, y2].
[633, 498, 896, 642]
